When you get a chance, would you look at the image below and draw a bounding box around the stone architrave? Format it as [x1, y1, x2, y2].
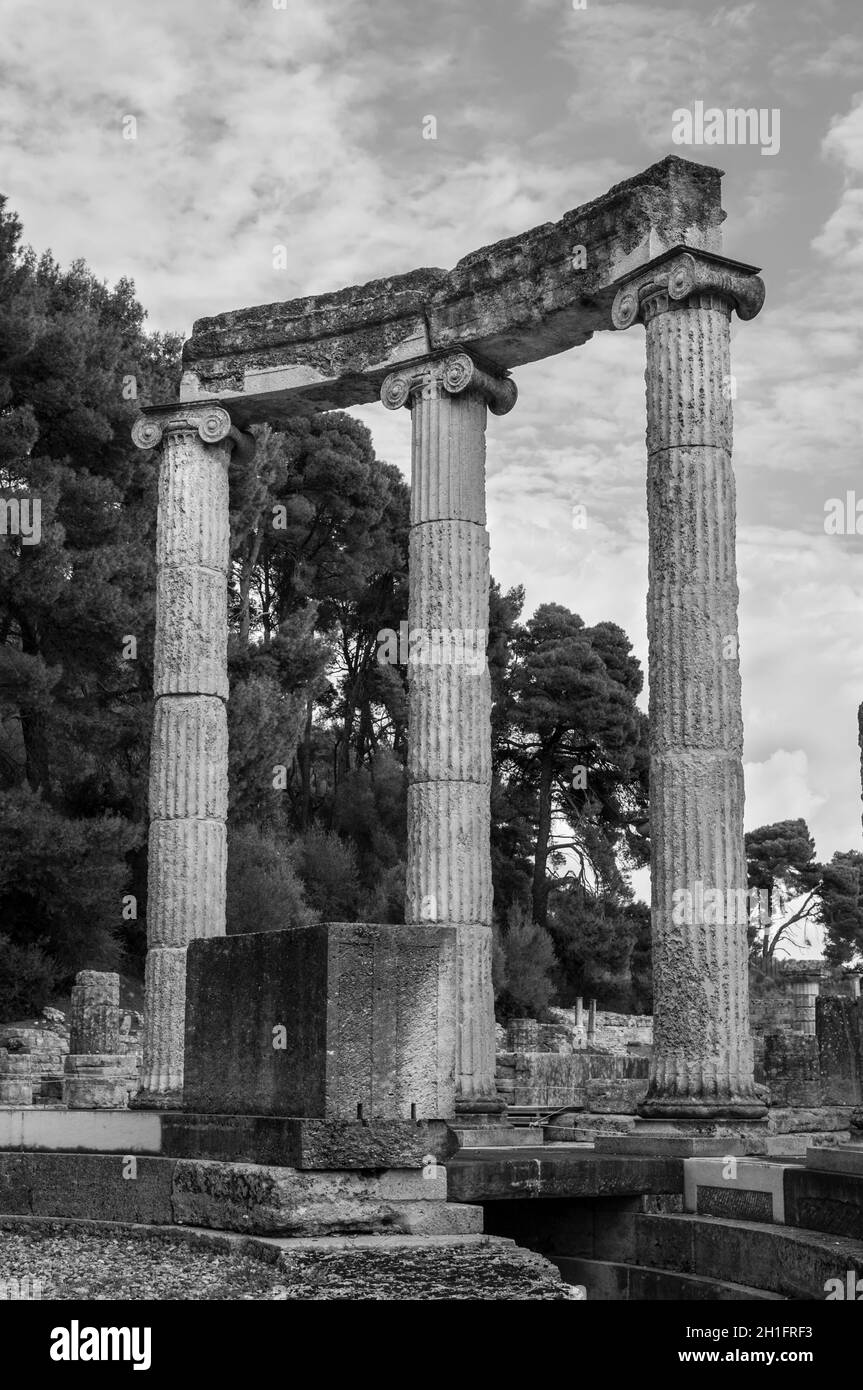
[382, 354, 516, 1116]
[612, 248, 767, 1120]
[131, 402, 253, 1107]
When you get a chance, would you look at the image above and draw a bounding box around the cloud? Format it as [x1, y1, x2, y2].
[3, 0, 863, 868]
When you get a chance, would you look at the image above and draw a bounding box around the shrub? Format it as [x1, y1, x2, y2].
[0, 935, 59, 1023]
[226, 825, 316, 935]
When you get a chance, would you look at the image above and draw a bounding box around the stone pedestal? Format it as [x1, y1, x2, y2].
[182, 922, 457, 1120]
[382, 354, 516, 1118]
[131, 403, 252, 1107]
[612, 249, 766, 1124]
[0, 1051, 32, 1106]
[62, 1055, 128, 1109]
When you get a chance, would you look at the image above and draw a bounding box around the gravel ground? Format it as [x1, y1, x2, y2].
[0, 1225, 574, 1300]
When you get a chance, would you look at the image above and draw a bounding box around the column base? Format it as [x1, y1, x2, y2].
[638, 1094, 768, 1122]
[595, 1117, 769, 1157]
[62, 1055, 128, 1110]
[454, 1096, 507, 1122]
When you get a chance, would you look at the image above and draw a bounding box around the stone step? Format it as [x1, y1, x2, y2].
[635, 1212, 863, 1299]
[552, 1255, 785, 1301]
[0, 1151, 484, 1237]
[452, 1125, 540, 1148]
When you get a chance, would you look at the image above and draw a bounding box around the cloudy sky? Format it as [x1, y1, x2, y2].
[3, 0, 863, 869]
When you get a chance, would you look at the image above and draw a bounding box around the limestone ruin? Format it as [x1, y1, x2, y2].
[3, 156, 862, 1301]
[130, 155, 768, 1142]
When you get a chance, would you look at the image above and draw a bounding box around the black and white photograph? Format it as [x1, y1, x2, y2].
[0, 0, 861, 1359]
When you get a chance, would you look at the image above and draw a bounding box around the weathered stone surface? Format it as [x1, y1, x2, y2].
[387, 360, 490, 525]
[180, 157, 725, 423]
[407, 664, 491, 784]
[595, 1122, 768, 1157]
[0, 1050, 31, 1106]
[0, 1153, 176, 1224]
[132, 405, 242, 1109]
[171, 1160, 481, 1237]
[405, 785, 491, 925]
[0, 1107, 162, 1153]
[149, 696, 227, 820]
[617, 254, 765, 1121]
[137, 947, 187, 1105]
[159, 1115, 459, 1168]
[804, 1143, 863, 1176]
[154, 432, 230, 573]
[387, 355, 500, 1116]
[62, 1055, 128, 1110]
[769, 1106, 855, 1134]
[153, 567, 229, 698]
[146, 819, 226, 947]
[446, 1147, 684, 1203]
[784, 1166, 863, 1239]
[68, 972, 120, 1057]
[636, 1211, 863, 1299]
[696, 1186, 774, 1222]
[183, 924, 456, 1120]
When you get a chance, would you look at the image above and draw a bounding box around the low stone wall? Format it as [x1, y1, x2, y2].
[496, 1051, 649, 1111]
[507, 1010, 652, 1056]
[753, 997, 862, 1108]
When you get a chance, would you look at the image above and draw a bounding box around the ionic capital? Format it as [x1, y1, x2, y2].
[131, 401, 255, 460]
[381, 353, 517, 416]
[611, 247, 765, 330]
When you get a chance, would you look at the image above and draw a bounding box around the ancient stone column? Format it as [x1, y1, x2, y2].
[131, 402, 253, 1107]
[788, 966, 821, 1036]
[63, 970, 126, 1108]
[612, 250, 767, 1120]
[382, 354, 516, 1116]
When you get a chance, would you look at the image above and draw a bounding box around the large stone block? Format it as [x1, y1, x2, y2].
[183, 923, 456, 1120]
[0, 1153, 176, 1223]
[160, 1115, 458, 1168]
[171, 1159, 481, 1236]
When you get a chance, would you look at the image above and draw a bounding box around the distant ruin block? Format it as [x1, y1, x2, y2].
[507, 1019, 541, 1052]
[69, 971, 120, 1054]
[0, 1050, 32, 1105]
[64, 971, 125, 1109]
[183, 923, 456, 1120]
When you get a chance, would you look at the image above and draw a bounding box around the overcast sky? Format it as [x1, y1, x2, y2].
[3, 0, 863, 867]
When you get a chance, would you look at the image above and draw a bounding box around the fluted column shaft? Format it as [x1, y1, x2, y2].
[613, 251, 766, 1120]
[132, 403, 252, 1106]
[382, 354, 516, 1110]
